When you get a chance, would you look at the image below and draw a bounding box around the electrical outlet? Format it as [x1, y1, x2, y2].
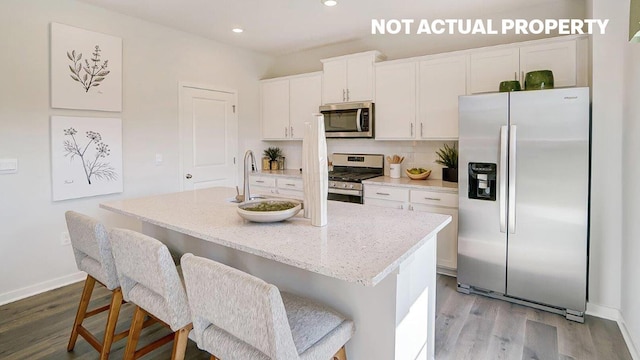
[60, 231, 71, 246]
[155, 153, 163, 165]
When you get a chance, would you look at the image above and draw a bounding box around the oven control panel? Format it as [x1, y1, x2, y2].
[329, 181, 363, 191]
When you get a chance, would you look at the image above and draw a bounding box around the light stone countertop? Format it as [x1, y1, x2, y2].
[363, 176, 459, 193]
[100, 187, 451, 286]
[252, 171, 458, 193]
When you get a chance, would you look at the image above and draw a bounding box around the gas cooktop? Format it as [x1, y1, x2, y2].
[328, 171, 382, 182]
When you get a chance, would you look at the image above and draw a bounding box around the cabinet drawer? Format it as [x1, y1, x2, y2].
[364, 197, 406, 210]
[277, 178, 303, 191]
[250, 176, 276, 187]
[410, 190, 458, 208]
[364, 185, 409, 202]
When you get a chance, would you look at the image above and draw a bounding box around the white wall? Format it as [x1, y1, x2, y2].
[589, 0, 629, 316]
[265, 0, 585, 78]
[588, 0, 626, 313]
[622, 11, 640, 358]
[0, 0, 272, 302]
[592, 0, 640, 355]
[262, 140, 455, 179]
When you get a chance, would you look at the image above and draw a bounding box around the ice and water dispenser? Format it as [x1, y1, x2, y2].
[468, 163, 497, 201]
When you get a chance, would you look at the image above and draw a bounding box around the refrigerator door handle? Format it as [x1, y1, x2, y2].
[500, 125, 508, 233]
[508, 125, 517, 234]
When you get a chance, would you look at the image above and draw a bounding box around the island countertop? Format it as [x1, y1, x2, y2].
[100, 187, 451, 286]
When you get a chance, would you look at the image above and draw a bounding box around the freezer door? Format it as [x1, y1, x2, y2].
[458, 93, 509, 294]
[507, 88, 589, 312]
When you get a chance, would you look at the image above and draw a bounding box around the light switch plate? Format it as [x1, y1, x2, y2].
[0, 158, 18, 174]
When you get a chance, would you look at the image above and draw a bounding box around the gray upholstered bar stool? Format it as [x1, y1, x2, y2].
[109, 228, 192, 360]
[181, 253, 355, 360]
[65, 211, 126, 360]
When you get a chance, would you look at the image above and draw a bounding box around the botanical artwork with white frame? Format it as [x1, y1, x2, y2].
[51, 116, 123, 201]
[51, 23, 122, 111]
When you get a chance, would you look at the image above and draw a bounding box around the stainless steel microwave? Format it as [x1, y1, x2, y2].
[319, 102, 374, 138]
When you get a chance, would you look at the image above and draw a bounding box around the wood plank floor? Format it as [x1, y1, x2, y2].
[0, 275, 633, 359]
[435, 275, 633, 360]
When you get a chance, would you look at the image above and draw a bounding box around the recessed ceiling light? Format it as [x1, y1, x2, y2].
[232, 28, 243, 33]
[322, 0, 337, 6]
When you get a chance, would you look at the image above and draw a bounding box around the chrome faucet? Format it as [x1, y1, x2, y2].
[241, 150, 257, 202]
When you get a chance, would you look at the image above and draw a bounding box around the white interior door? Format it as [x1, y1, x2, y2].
[179, 85, 237, 190]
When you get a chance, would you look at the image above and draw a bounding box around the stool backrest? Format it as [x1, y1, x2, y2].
[109, 228, 190, 331]
[181, 254, 299, 360]
[65, 211, 119, 290]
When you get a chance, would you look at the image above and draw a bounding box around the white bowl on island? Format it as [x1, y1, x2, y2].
[237, 199, 302, 223]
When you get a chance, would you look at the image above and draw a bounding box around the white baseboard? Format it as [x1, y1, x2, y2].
[619, 316, 640, 360]
[586, 302, 621, 320]
[436, 266, 457, 277]
[0, 271, 86, 306]
[587, 302, 639, 360]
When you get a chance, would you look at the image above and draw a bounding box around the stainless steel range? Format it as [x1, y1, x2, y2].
[328, 153, 384, 204]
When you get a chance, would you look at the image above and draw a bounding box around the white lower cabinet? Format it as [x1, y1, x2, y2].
[410, 203, 458, 271]
[249, 175, 303, 200]
[364, 184, 459, 272]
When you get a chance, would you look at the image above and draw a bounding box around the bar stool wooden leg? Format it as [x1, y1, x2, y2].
[124, 306, 146, 360]
[333, 346, 347, 360]
[99, 288, 123, 360]
[171, 323, 193, 360]
[209, 356, 219, 360]
[68, 275, 96, 351]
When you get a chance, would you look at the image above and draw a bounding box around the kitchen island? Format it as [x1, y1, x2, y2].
[101, 187, 451, 360]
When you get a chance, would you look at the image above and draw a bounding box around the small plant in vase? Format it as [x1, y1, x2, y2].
[435, 143, 458, 182]
[263, 147, 283, 170]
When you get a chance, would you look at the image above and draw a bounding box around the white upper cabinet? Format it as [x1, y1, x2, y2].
[321, 51, 383, 104]
[289, 74, 322, 140]
[519, 40, 577, 88]
[261, 79, 290, 140]
[418, 55, 467, 139]
[469, 48, 520, 94]
[346, 55, 376, 102]
[469, 38, 579, 94]
[375, 55, 467, 140]
[321, 60, 347, 104]
[374, 61, 417, 140]
[261, 72, 322, 140]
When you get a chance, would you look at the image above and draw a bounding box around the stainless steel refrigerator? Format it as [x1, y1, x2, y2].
[457, 87, 590, 322]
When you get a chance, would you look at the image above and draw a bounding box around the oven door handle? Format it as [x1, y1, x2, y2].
[328, 188, 362, 196]
[356, 108, 363, 132]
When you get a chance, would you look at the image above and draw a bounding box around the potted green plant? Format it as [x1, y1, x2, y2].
[435, 143, 458, 182]
[263, 147, 283, 170]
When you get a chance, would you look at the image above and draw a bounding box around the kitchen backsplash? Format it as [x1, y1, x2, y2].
[260, 139, 457, 179]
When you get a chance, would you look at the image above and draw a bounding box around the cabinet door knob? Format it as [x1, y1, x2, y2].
[185, 174, 192, 179]
[346, 88, 350, 101]
[290, 126, 294, 137]
[410, 123, 414, 137]
[343, 89, 346, 102]
[285, 127, 288, 137]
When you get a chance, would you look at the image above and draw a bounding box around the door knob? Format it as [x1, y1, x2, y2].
[185, 174, 192, 179]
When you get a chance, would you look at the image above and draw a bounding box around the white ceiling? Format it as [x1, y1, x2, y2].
[76, 0, 569, 56]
